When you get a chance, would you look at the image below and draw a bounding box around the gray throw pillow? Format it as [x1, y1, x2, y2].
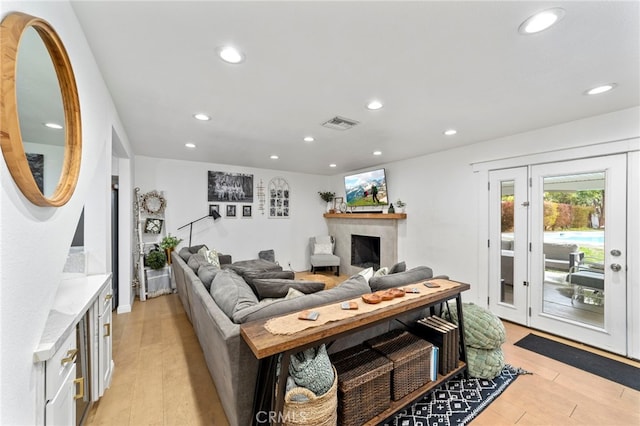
[210, 269, 258, 319]
[258, 249, 275, 263]
[389, 261, 407, 274]
[187, 253, 209, 273]
[178, 245, 208, 262]
[252, 279, 325, 299]
[243, 270, 295, 288]
[198, 264, 221, 290]
[233, 275, 370, 324]
[368, 265, 434, 291]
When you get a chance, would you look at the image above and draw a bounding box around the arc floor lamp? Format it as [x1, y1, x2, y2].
[178, 210, 221, 246]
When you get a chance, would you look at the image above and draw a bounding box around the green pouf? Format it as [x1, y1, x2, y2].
[466, 346, 505, 379]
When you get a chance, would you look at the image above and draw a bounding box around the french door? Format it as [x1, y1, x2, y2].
[489, 154, 628, 354]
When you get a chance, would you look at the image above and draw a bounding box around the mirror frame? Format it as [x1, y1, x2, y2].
[0, 12, 81, 207]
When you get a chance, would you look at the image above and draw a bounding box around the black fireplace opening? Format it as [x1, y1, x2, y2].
[351, 234, 381, 270]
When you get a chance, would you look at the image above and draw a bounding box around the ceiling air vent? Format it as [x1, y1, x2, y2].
[321, 116, 360, 130]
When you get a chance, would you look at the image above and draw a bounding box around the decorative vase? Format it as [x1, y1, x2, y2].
[165, 248, 173, 265]
[397, 206, 405, 214]
[326, 201, 333, 213]
[388, 203, 395, 214]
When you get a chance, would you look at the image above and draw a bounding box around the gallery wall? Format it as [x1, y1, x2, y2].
[134, 156, 331, 270]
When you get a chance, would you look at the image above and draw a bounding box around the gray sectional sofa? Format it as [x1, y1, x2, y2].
[171, 248, 438, 426]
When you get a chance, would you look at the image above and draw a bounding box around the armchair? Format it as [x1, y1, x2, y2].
[309, 235, 340, 276]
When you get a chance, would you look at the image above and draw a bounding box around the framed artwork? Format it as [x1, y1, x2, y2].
[333, 197, 345, 212]
[209, 204, 220, 216]
[26, 153, 44, 193]
[268, 177, 290, 218]
[226, 204, 237, 217]
[144, 218, 163, 234]
[208, 171, 254, 202]
[242, 205, 252, 217]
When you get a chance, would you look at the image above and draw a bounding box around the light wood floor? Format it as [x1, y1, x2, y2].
[86, 272, 640, 425]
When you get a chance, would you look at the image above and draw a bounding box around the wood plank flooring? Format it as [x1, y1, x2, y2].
[86, 273, 640, 425]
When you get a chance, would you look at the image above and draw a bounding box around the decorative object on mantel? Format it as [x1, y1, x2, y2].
[319, 191, 335, 213]
[333, 196, 347, 213]
[159, 233, 182, 265]
[396, 199, 406, 213]
[388, 203, 395, 214]
[270, 177, 290, 218]
[257, 179, 266, 215]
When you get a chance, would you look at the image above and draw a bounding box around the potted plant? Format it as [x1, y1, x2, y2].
[160, 233, 183, 264]
[396, 199, 406, 213]
[318, 191, 336, 213]
[145, 248, 167, 270]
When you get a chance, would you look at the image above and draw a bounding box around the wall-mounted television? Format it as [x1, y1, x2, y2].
[344, 168, 388, 207]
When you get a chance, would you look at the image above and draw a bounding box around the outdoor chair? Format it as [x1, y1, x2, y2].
[566, 256, 604, 305]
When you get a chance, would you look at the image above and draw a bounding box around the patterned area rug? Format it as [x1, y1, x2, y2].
[380, 364, 529, 426]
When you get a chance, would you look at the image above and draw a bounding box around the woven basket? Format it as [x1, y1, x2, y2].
[283, 366, 338, 426]
[367, 331, 432, 400]
[332, 345, 393, 426]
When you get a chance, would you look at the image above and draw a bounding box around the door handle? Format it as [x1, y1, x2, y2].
[73, 377, 84, 400]
[610, 263, 622, 272]
[61, 349, 78, 366]
[104, 323, 111, 337]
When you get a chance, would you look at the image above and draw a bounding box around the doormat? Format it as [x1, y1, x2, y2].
[514, 333, 640, 391]
[380, 364, 528, 426]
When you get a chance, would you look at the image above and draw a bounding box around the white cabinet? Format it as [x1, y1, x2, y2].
[45, 332, 78, 426]
[97, 285, 113, 397]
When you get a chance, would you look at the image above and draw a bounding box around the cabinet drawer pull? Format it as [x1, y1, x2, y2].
[105, 294, 113, 301]
[60, 349, 78, 366]
[73, 377, 84, 400]
[104, 323, 111, 337]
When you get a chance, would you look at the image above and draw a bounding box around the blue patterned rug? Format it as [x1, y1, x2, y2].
[380, 365, 529, 426]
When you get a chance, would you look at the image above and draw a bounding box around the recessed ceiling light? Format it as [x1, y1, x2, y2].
[518, 8, 565, 34]
[373, 151, 382, 156]
[185, 143, 196, 148]
[444, 129, 457, 136]
[585, 83, 617, 95]
[304, 136, 315, 142]
[193, 113, 211, 121]
[270, 155, 279, 160]
[366, 100, 384, 110]
[218, 46, 245, 64]
[329, 163, 337, 168]
[44, 122, 63, 129]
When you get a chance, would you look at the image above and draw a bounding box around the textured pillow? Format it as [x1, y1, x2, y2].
[314, 235, 332, 245]
[285, 287, 305, 300]
[258, 249, 276, 263]
[209, 269, 259, 319]
[252, 279, 325, 299]
[197, 264, 221, 290]
[187, 253, 209, 273]
[313, 243, 333, 255]
[289, 344, 335, 396]
[197, 246, 220, 268]
[358, 267, 374, 283]
[389, 261, 407, 274]
[373, 267, 389, 277]
[442, 302, 506, 350]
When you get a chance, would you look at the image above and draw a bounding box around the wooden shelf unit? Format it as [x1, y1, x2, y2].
[323, 212, 406, 219]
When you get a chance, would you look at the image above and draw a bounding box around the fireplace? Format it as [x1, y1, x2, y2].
[351, 234, 381, 270]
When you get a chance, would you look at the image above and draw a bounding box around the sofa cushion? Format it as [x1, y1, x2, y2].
[228, 259, 283, 276]
[252, 279, 325, 300]
[187, 253, 210, 273]
[198, 264, 221, 290]
[178, 244, 208, 262]
[389, 261, 407, 274]
[233, 275, 371, 324]
[243, 270, 295, 289]
[368, 265, 433, 291]
[209, 269, 259, 319]
[258, 249, 275, 263]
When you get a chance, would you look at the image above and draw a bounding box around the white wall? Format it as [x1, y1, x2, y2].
[135, 156, 331, 271]
[0, 2, 132, 424]
[330, 107, 640, 306]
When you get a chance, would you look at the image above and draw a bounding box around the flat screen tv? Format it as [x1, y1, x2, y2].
[344, 168, 388, 207]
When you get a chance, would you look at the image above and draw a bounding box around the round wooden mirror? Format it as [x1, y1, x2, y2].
[0, 12, 81, 207]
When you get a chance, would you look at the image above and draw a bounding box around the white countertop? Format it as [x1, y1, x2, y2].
[34, 273, 112, 362]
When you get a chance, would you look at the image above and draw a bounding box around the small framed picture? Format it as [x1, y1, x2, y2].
[243, 205, 252, 217]
[209, 204, 220, 216]
[334, 196, 344, 212]
[226, 204, 236, 217]
[144, 218, 163, 234]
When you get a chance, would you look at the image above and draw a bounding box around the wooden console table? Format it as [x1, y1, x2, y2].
[241, 280, 470, 425]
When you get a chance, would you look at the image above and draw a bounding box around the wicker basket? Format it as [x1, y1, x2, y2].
[331, 345, 393, 426]
[283, 366, 338, 426]
[366, 331, 432, 400]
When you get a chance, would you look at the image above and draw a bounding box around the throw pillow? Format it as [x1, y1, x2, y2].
[314, 235, 333, 245]
[389, 261, 407, 274]
[209, 269, 258, 319]
[252, 278, 325, 299]
[285, 287, 305, 300]
[187, 253, 209, 273]
[313, 243, 333, 255]
[358, 267, 374, 283]
[197, 264, 220, 290]
[373, 267, 389, 277]
[289, 344, 335, 396]
[197, 246, 221, 268]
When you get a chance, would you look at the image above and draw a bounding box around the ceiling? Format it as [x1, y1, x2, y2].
[70, 1, 639, 175]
